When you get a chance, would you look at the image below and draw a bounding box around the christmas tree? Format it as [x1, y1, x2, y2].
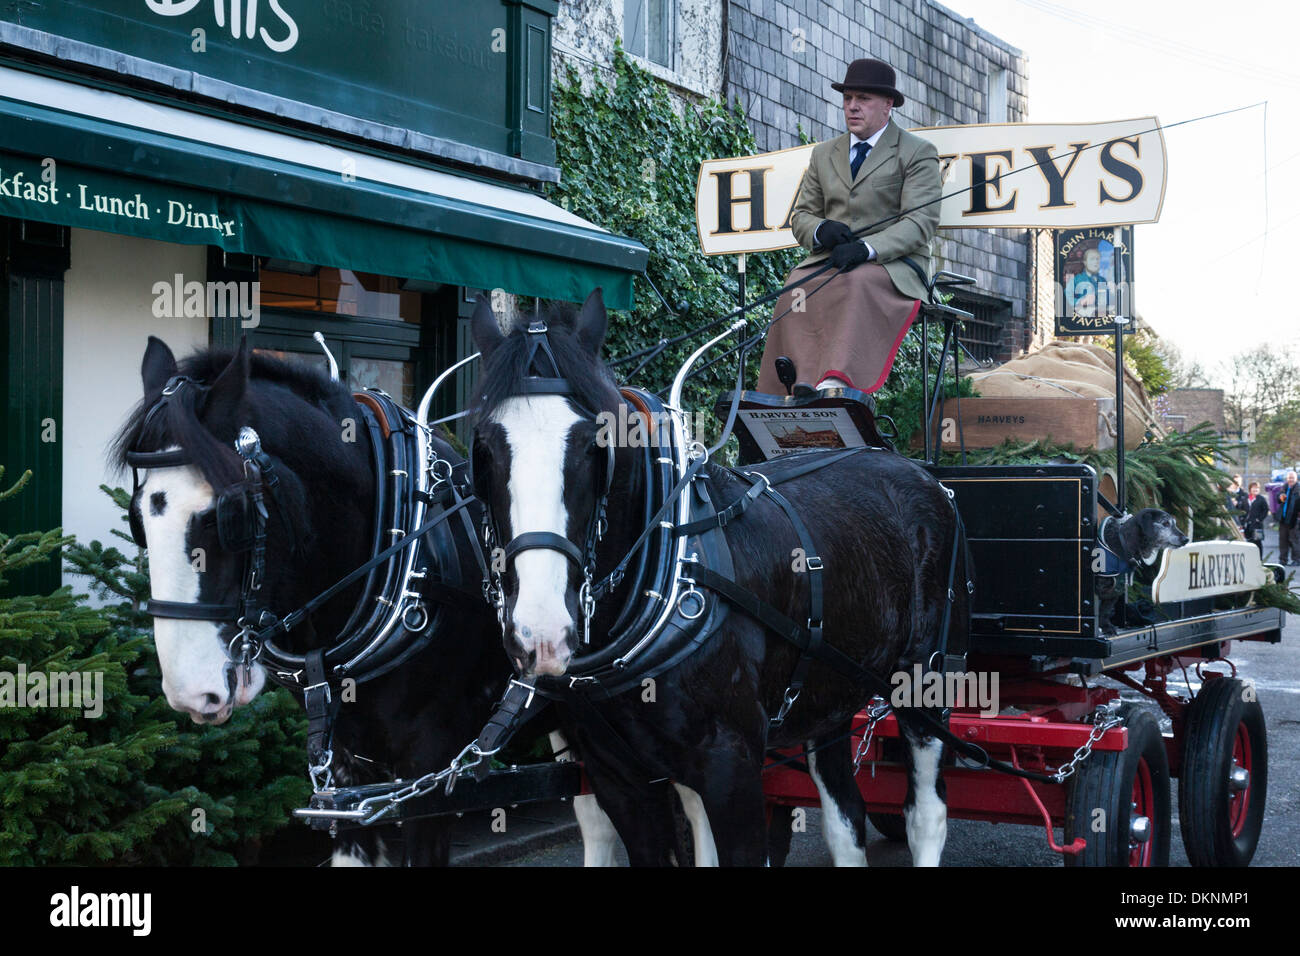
[0, 469, 310, 865]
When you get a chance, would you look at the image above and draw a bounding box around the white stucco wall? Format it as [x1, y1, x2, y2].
[554, 0, 723, 99]
[61, 228, 208, 582]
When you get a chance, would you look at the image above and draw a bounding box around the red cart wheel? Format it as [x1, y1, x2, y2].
[1179, 677, 1267, 867]
[1064, 705, 1171, 867]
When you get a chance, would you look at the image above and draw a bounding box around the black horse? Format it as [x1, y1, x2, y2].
[113, 337, 538, 865]
[470, 290, 970, 866]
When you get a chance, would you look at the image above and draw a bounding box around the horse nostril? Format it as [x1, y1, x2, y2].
[202, 692, 222, 708]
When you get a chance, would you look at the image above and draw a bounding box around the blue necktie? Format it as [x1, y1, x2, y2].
[850, 141, 871, 179]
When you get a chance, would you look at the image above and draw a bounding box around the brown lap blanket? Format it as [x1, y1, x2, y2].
[756, 262, 920, 394]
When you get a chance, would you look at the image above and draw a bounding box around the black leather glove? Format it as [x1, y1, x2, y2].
[816, 219, 855, 249]
[829, 240, 870, 271]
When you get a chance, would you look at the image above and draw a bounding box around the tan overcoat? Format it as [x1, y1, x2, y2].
[788, 120, 941, 300]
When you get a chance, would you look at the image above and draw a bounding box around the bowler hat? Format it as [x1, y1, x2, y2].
[831, 58, 904, 107]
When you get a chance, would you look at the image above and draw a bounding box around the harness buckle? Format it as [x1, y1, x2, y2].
[303, 680, 332, 706]
[805, 555, 824, 571]
[508, 678, 537, 709]
[770, 687, 801, 728]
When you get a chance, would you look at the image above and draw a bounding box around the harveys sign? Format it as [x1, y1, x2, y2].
[695, 117, 1166, 256]
[1151, 541, 1269, 604]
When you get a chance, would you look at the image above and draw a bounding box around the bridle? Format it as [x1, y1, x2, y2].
[128, 371, 493, 792]
[126, 376, 293, 676]
[479, 319, 614, 646]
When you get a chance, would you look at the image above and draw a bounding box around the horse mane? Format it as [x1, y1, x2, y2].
[110, 347, 361, 491]
[471, 301, 622, 427]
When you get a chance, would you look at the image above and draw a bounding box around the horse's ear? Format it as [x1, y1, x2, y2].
[142, 336, 178, 397]
[575, 288, 607, 356]
[204, 336, 251, 424]
[471, 294, 506, 360]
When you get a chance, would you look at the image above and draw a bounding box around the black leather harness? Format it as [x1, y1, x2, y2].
[462, 324, 1073, 787]
[128, 380, 489, 789]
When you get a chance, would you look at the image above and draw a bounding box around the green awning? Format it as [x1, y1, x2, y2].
[0, 67, 646, 308]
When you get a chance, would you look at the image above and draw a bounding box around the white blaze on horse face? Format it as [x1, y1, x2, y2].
[493, 396, 582, 676]
[141, 461, 264, 722]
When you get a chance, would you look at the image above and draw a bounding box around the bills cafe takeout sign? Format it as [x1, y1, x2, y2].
[696, 118, 1166, 255]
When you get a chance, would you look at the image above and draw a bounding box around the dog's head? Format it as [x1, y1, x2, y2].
[1116, 508, 1190, 565]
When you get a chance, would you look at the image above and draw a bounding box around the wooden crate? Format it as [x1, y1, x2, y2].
[916, 397, 1119, 451]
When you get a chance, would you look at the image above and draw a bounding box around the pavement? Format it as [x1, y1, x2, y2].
[448, 800, 581, 866]
[446, 524, 1300, 866]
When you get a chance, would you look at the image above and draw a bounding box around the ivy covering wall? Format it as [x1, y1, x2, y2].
[547, 50, 799, 408]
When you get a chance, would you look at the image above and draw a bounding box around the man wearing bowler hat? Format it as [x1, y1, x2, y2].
[758, 57, 941, 396]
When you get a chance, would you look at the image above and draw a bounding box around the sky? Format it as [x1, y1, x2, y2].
[942, 0, 1299, 385]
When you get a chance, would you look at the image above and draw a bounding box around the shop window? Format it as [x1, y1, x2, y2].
[258, 265, 423, 324]
[205, 251, 464, 412]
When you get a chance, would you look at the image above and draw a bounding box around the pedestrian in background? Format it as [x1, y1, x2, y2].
[1243, 481, 1268, 558]
[1278, 471, 1300, 565]
[1227, 474, 1246, 526]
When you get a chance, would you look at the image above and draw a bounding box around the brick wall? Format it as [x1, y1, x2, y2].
[1164, 388, 1226, 435]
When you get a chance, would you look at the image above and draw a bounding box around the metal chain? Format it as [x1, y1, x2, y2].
[349, 739, 501, 825]
[480, 520, 505, 627]
[309, 749, 335, 792]
[1051, 706, 1124, 784]
[853, 698, 893, 774]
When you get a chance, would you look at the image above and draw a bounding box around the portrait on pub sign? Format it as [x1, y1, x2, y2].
[1054, 227, 1134, 334]
[1063, 238, 1116, 317]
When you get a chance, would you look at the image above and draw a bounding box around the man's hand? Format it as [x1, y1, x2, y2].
[830, 240, 871, 271]
[815, 220, 855, 249]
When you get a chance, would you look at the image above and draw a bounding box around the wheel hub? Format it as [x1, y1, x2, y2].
[1228, 764, 1249, 794]
[1129, 814, 1152, 845]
